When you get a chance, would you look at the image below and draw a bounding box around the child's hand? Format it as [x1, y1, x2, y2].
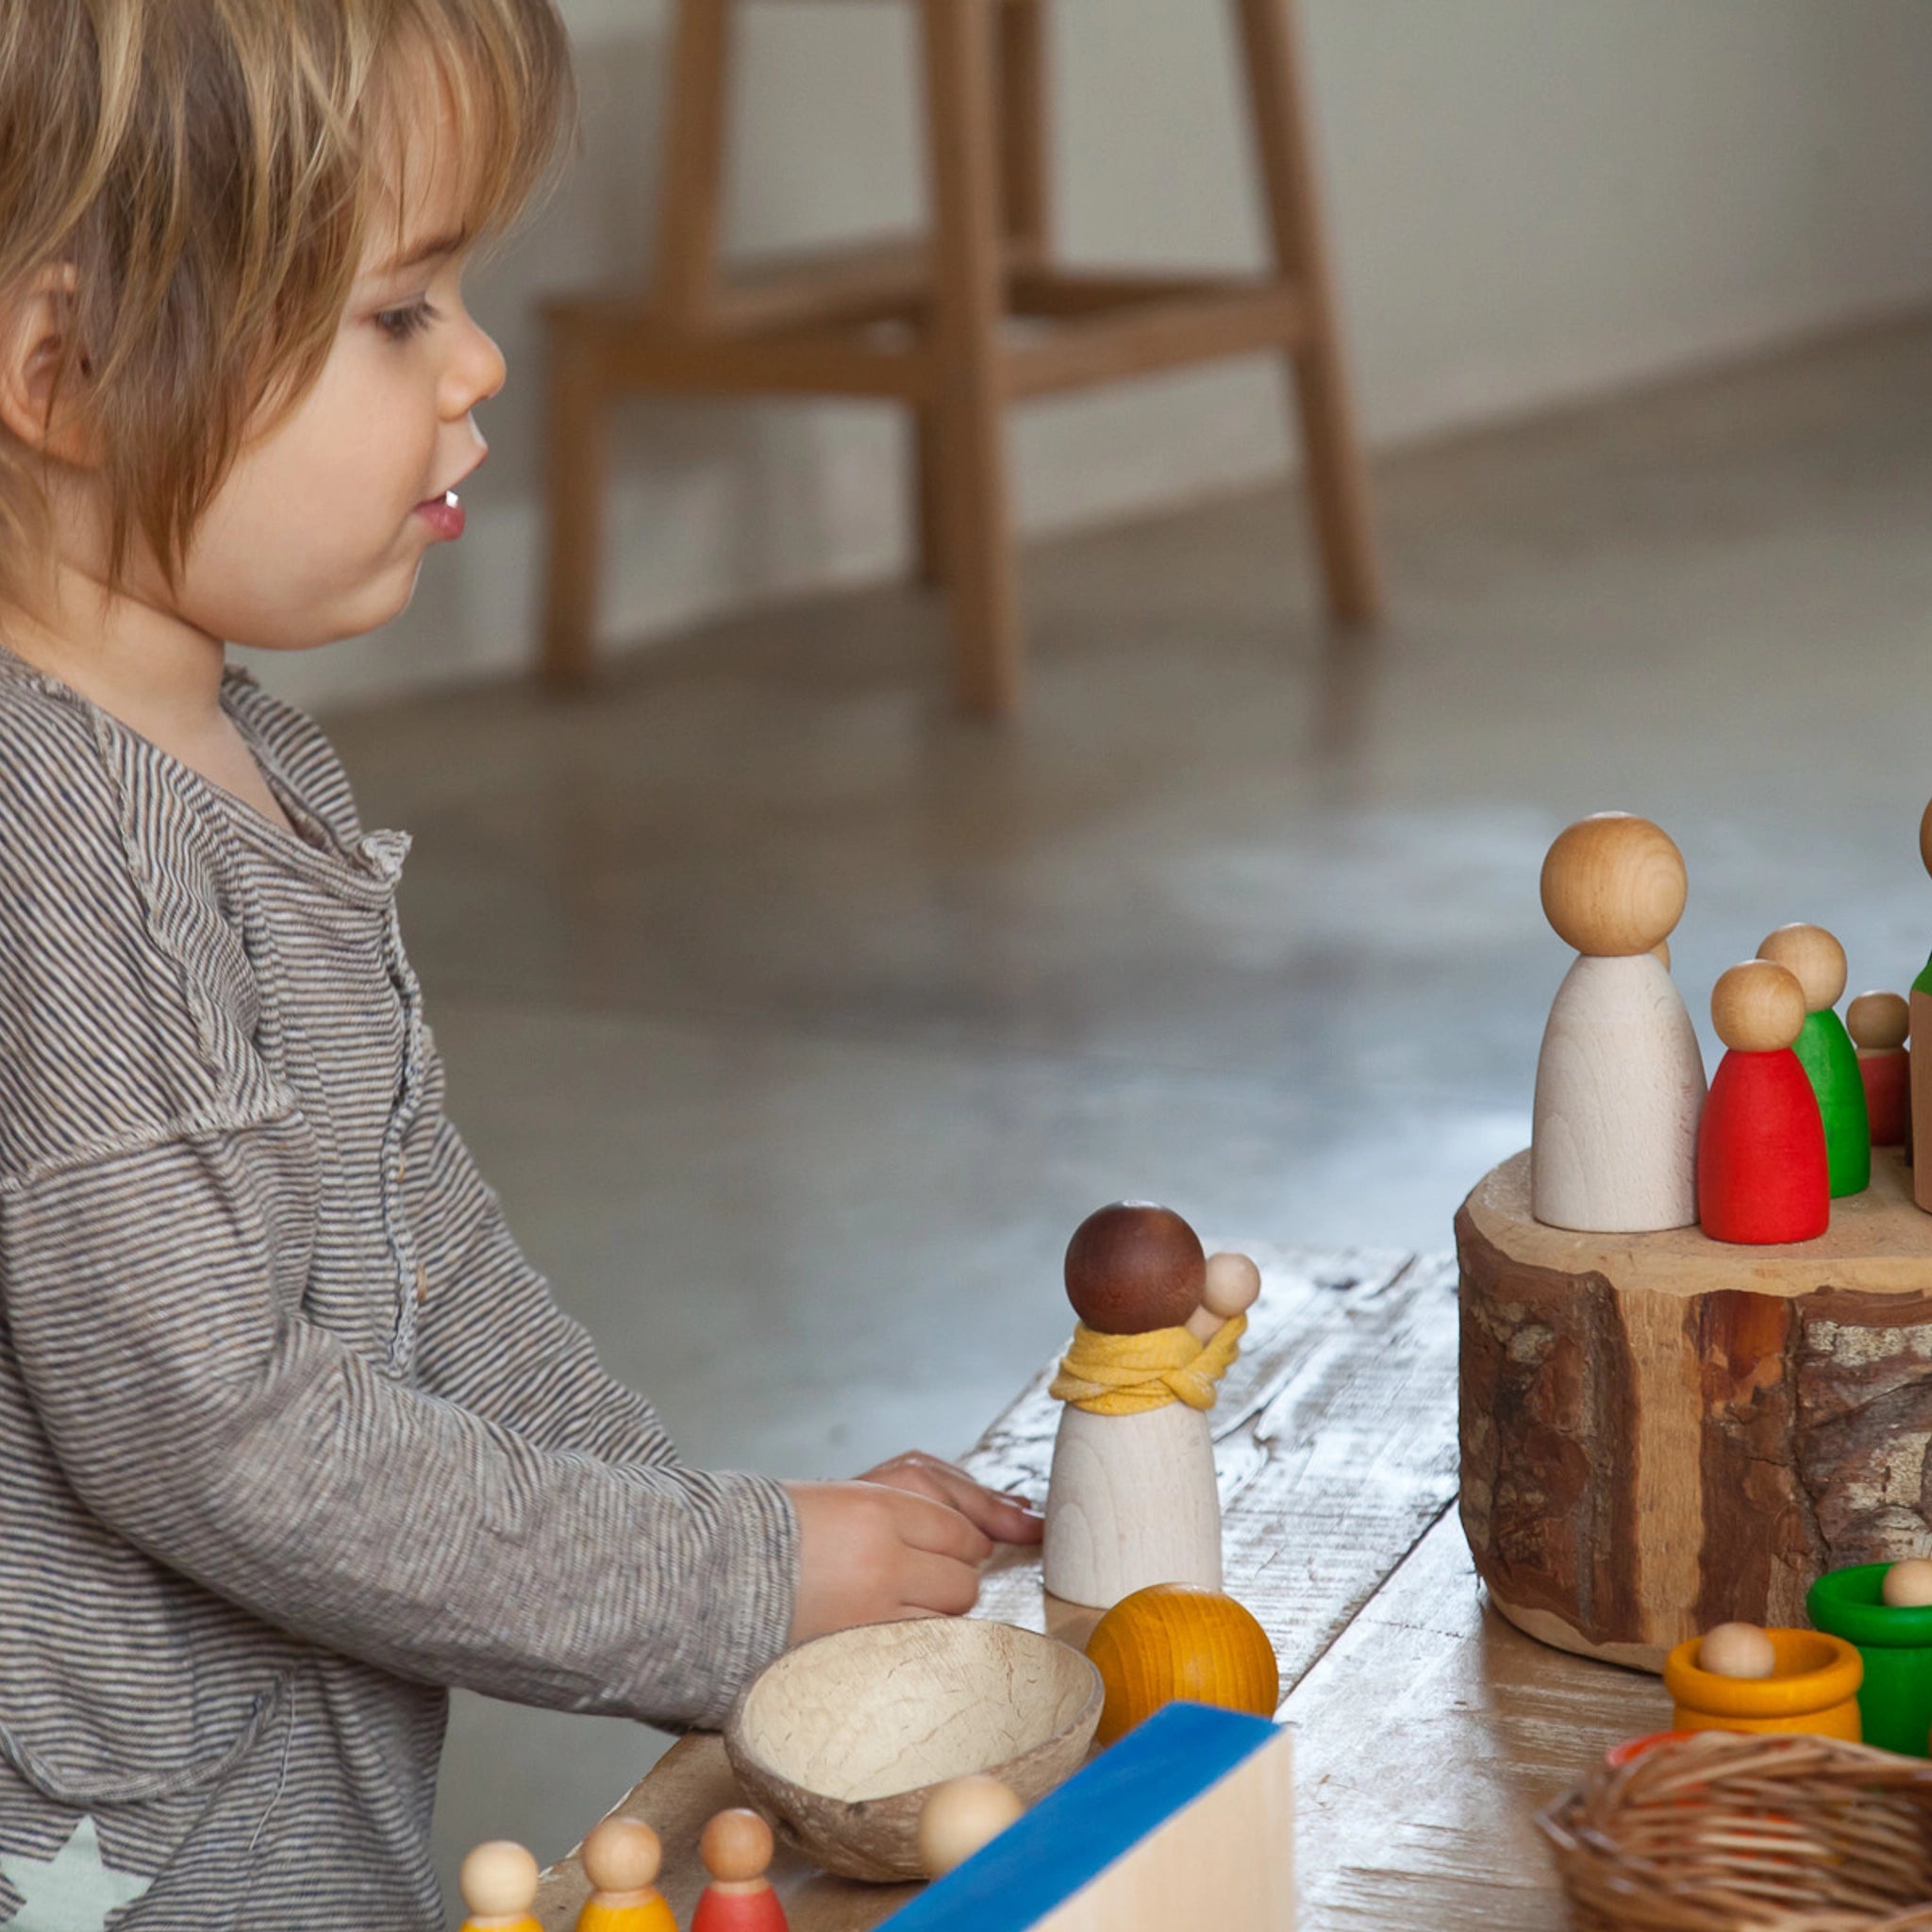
[853, 1450, 1045, 1547]
[782, 1479, 994, 1644]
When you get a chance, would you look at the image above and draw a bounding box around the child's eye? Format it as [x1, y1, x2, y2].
[375, 299, 440, 342]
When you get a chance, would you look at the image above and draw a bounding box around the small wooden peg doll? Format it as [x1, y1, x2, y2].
[1914, 798, 1932, 1208]
[1698, 1623, 1775, 1678]
[1044, 1203, 1235, 1609]
[1531, 813, 1706, 1232]
[1697, 961, 1829, 1244]
[1848, 991, 1910, 1149]
[1757, 924, 1870, 1195]
[459, 1842, 542, 1932]
[575, 1819, 678, 1932]
[917, 1776, 1025, 1879]
[1186, 1250, 1261, 1344]
[691, 1810, 788, 1932]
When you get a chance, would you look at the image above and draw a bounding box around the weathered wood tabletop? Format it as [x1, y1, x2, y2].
[535, 1243, 1674, 1930]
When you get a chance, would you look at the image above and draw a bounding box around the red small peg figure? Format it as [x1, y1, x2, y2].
[691, 1810, 788, 1932]
[1849, 991, 1911, 1148]
[575, 1819, 677, 1932]
[458, 1842, 542, 1932]
[1697, 961, 1829, 1244]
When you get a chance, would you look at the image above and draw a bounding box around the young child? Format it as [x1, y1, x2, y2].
[0, 4, 1041, 1926]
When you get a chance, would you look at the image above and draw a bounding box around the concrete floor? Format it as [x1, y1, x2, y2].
[315, 316, 1932, 1904]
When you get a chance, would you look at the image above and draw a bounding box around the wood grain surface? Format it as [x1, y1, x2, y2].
[533, 1243, 1649, 1931]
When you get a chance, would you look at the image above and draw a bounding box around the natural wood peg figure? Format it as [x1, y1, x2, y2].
[1043, 1203, 1234, 1611]
[576, 1818, 678, 1932]
[1186, 1250, 1261, 1344]
[1848, 991, 1910, 1150]
[691, 1809, 787, 1932]
[1914, 795, 1932, 1209]
[917, 1775, 1025, 1879]
[459, 1842, 542, 1932]
[1531, 813, 1706, 1232]
[1697, 961, 1829, 1245]
[1757, 924, 1869, 1196]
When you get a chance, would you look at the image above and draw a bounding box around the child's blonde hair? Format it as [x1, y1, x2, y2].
[0, 0, 577, 604]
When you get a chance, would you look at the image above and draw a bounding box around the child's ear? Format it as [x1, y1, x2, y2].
[0, 264, 102, 467]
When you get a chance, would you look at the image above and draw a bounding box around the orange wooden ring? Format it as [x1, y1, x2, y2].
[1084, 1583, 1279, 1747]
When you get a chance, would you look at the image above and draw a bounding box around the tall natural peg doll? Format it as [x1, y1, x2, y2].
[1757, 923, 1870, 1197]
[0, 6, 1041, 1927]
[1531, 813, 1707, 1232]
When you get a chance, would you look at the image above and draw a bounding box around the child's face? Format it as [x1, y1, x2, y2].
[159, 75, 505, 652]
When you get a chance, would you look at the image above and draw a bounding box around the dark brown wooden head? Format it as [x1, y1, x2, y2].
[1063, 1202, 1206, 1333]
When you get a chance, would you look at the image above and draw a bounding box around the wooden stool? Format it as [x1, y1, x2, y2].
[539, 0, 1381, 715]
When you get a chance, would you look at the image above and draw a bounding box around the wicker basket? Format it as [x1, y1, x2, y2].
[1538, 1730, 1932, 1930]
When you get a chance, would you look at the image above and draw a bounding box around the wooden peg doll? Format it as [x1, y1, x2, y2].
[1848, 990, 1910, 1149]
[691, 1810, 788, 1932]
[1914, 797, 1932, 1208]
[1531, 813, 1706, 1232]
[458, 1842, 542, 1932]
[1697, 961, 1829, 1244]
[1757, 924, 1869, 1195]
[917, 1775, 1025, 1878]
[1043, 1203, 1232, 1610]
[1186, 1250, 1261, 1344]
[576, 1819, 678, 1932]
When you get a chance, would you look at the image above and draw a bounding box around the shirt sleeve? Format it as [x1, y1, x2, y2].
[405, 1040, 684, 1472]
[1, 1121, 799, 1731]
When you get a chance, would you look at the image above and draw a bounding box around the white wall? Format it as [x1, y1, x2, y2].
[259, 0, 1932, 712]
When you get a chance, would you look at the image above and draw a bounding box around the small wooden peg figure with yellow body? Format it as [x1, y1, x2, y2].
[1757, 924, 1869, 1196]
[1697, 962, 1829, 1245]
[691, 1809, 789, 1932]
[1532, 814, 1706, 1232]
[576, 1819, 678, 1932]
[1043, 1204, 1253, 1610]
[459, 1842, 542, 1932]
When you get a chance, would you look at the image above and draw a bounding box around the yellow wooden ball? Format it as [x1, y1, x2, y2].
[1084, 1583, 1279, 1747]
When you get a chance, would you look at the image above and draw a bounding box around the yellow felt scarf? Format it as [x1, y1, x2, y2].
[1048, 1314, 1247, 1416]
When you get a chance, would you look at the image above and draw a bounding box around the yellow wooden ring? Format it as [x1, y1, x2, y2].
[1662, 1629, 1863, 1733]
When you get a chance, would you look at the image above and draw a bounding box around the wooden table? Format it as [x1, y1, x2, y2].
[536, 1243, 1677, 1929]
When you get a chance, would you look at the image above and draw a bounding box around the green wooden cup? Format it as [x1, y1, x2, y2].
[1807, 1563, 1932, 1757]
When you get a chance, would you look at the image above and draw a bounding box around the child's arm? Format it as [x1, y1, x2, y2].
[5, 1124, 797, 1729]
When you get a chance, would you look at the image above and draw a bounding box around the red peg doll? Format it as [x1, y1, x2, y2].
[1849, 990, 1911, 1149]
[1697, 961, 1829, 1244]
[691, 1810, 788, 1932]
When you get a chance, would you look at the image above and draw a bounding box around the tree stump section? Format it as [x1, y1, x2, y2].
[1458, 1146, 1932, 1672]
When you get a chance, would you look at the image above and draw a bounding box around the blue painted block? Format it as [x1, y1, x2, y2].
[880, 1702, 1290, 1932]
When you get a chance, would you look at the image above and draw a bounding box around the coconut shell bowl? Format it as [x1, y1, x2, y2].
[722, 1618, 1103, 1882]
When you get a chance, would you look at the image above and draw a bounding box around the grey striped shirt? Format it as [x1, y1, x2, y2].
[0, 646, 798, 1929]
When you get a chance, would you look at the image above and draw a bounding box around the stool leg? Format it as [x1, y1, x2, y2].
[539, 313, 608, 688]
[999, 0, 1052, 267]
[922, 0, 1022, 715]
[655, 0, 734, 326]
[913, 408, 948, 590]
[1233, 0, 1382, 626]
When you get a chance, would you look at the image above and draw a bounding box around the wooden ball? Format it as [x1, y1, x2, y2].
[581, 1818, 660, 1895]
[1884, 1558, 1932, 1608]
[1202, 1251, 1261, 1321]
[917, 1774, 1024, 1878]
[1849, 991, 1909, 1053]
[1064, 1203, 1206, 1334]
[458, 1841, 539, 1917]
[700, 1808, 773, 1885]
[1756, 924, 1847, 1013]
[1540, 814, 1687, 957]
[1697, 1622, 1775, 1679]
[1710, 961, 1807, 1055]
[1084, 1583, 1279, 1747]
